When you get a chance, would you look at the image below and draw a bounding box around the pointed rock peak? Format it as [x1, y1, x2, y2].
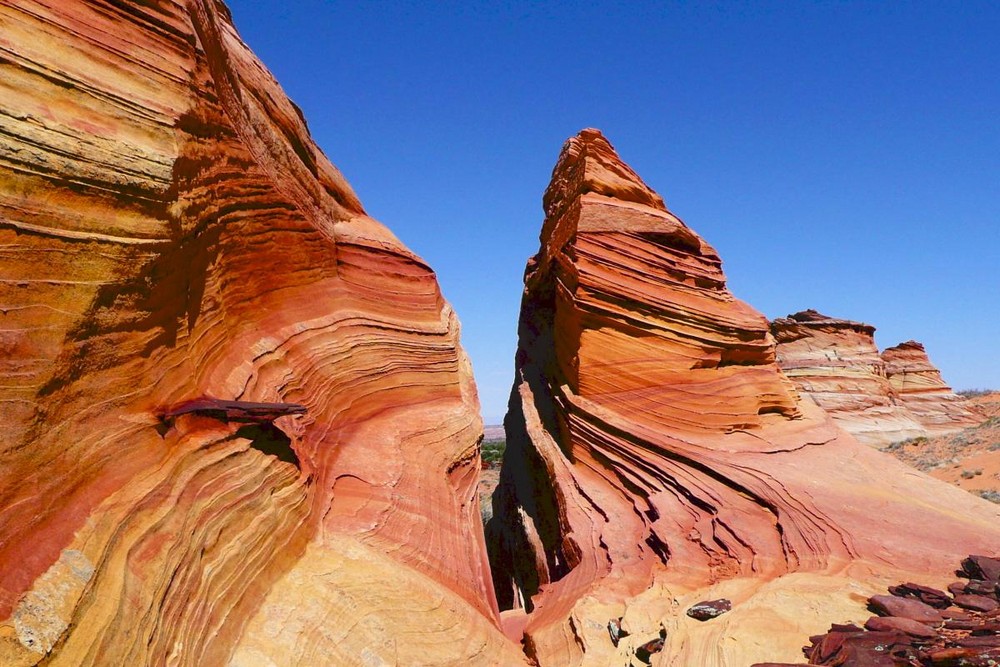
[542, 128, 667, 220]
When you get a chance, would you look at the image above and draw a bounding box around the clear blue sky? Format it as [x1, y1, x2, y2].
[226, 1, 999, 424]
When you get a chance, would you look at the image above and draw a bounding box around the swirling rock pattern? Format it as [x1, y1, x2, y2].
[0, 1, 523, 665]
[487, 129, 1000, 667]
[882, 341, 978, 436]
[771, 310, 925, 447]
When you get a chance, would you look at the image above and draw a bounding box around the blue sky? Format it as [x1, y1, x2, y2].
[226, 1, 999, 423]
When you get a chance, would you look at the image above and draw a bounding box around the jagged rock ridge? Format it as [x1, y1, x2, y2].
[487, 129, 1000, 666]
[0, 2, 524, 665]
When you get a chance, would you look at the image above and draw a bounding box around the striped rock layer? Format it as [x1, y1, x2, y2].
[882, 340, 979, 436]
[0, 2, 524, 665]
[487, 129, 1000, 667]
[772, 312, 977, 446]
[771, 310, 925, 447]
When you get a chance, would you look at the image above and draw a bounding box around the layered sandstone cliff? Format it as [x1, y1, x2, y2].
[487, 129, 1000, 666]
[0, 2, 523, 665]
[883, 341, 979, 436]
[771, 310, 925, 447]
[772, 312, 976, 446]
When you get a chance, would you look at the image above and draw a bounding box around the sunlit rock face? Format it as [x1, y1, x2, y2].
[487, 129, 1000, 667]
[771, 310, 925, 447]
[0, 2, 524, 665]
[882, 340, 979, 436]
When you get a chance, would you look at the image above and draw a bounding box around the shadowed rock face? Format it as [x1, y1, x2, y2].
[882, 341, 978, 436]
[771, 310, 926, 447]
[0, 2, 524, 665]
[487, 129, 1000, 667]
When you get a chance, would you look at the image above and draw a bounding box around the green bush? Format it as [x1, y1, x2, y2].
[885, 436, 927, 451]
[481, 439, 506, 465]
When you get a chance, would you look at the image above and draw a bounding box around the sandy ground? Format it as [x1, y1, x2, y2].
[886, 392, 1000, 502]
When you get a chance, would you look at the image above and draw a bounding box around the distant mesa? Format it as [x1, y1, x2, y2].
[773, 310, 976, 447]
[771, 309, 924, 447]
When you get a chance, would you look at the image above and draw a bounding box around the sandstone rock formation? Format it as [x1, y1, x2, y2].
[772, 312, 977, 447]
[487, 129, 1000, 666]
[883, 341, 979, 436]
[0, 2, 524, 665]
[771, 310, 925, 447]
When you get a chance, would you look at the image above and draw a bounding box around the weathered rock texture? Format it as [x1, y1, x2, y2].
[883, 341, 979, 436]
[487, 129, 1000, 667]
[771, 310, 925, 447]
[0, 2, 523, 665]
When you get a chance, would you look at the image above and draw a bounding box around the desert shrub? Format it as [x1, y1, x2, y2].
[951, 432, 971, 446]
[886, 436, 927, 452]
[958, 388, 996, 398]
[481, 439, 506, 465]
[974, 489, 1000, 504]
[960, 469, 983, 479]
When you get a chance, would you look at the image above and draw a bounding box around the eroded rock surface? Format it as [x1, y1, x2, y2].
[0, 2, 522, 665]
[772, 310, 926, 447]
[487, 129, 1000, 667]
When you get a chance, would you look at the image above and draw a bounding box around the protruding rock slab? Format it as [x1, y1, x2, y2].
[687, 599, 732, 621]
[868, 594, 943, 624]
[487, 129, 1000, 666]
[0, 2, 522, 665]
[161, 398, 307, 423]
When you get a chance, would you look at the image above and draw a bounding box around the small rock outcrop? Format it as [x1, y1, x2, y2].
[687, 599, 732, 621]
[487, 129, 1000, 666]
[883, 341, 979, 436]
